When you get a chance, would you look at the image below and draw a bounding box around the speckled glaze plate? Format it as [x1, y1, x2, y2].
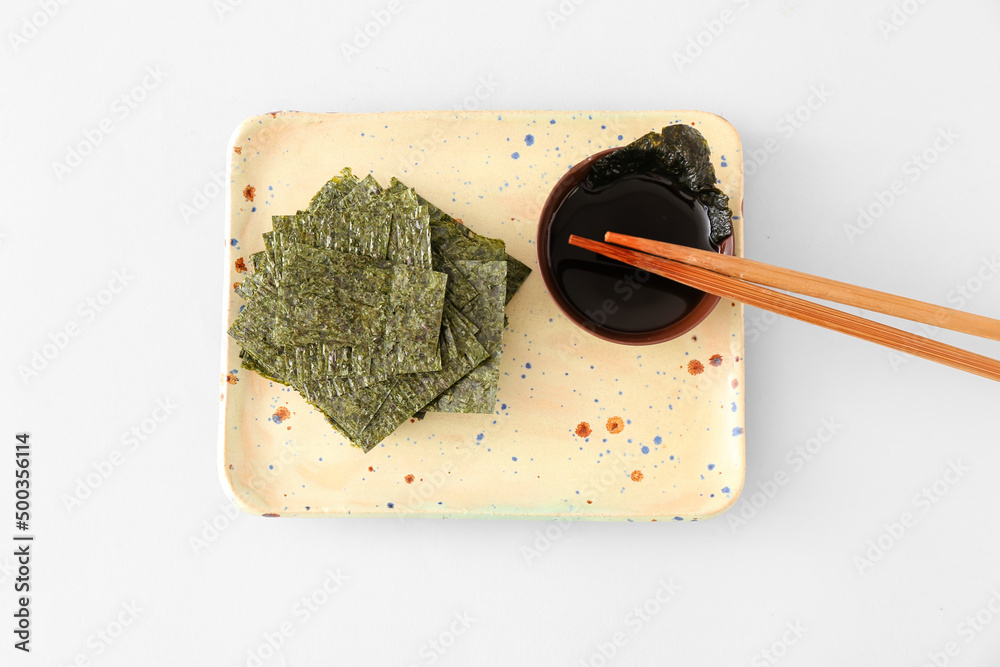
[219, 110, 746, 521]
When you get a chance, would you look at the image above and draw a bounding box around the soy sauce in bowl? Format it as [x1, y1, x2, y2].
[537, 147, 734, 345]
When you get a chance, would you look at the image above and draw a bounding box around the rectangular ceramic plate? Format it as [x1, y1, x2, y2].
[219, 110, 746, 521]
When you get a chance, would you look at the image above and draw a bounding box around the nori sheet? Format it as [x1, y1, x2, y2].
[393, 177, 531, 304]
[584, 124, 734, 245]
[305, 304, 488, 452]
[424, 260, 507, 413]
[228, 168, 529, 451]
[272, 244, 446, 375]
[431, 247, 479, 311]
[273, 244, 394, 347]
[271, 185, 443, 379]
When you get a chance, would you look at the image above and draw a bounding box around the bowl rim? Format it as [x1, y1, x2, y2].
[535, 147, 735, 346]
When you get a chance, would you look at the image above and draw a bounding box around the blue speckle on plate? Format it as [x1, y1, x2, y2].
[525, 134, 535, 146]
[511, 152, 520, 159]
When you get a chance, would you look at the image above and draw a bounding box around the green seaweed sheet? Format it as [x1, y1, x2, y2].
[424, 260, 507, 413]
[230, 169, 533, 452]
[274, 244, 446, 376]
[303, 305, 488, 452]
[269, 173, 442, 381]
[394, 178, 531, 305]
[585, 124, 734, 245]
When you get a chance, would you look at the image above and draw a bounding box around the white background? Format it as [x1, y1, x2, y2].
[3, 1, 1000, 665]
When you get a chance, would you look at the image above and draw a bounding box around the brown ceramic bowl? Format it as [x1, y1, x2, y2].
[536, 148, 734, 345]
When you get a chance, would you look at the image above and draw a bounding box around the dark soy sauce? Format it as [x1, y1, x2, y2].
[547, 173, 717, 333]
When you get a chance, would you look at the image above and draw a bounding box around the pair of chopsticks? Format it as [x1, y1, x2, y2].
[568, 233, 1000, 383]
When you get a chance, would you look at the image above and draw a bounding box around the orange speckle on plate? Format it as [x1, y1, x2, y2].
[235, 257, 247, 273]
[269, 112, 278, 118]
[226, 373, 239, 385]
[575, 421, 592, 438]
[709, 354, 723, 367]
[243, 185, 256, 202]
[404, 474, 415, 484]
[273, 406, 291, 424]
[688, 359, 704, 375]
[234, 146, 242, 154]
[368, 466, 374, 472]
[732, 379, 739, 388]
[233, 282, 241, 290]
[606, 416, 625, 434]
[630, 470, 644, 482]
[587, 500, 593, 504]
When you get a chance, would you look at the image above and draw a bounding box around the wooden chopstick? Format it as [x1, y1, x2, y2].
[568, 235, 1000, 383]
[606, 232, 1000, 343]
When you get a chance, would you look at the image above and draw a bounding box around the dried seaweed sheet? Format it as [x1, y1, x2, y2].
[383, 261, 448, 373]
[272, 184, 444, 377]
[384, 180, 433, 269]
[228, 301, 288, 384]
[238, 350, 286, 384]
[584, 124, 733, 245]
[273, 245, 393, 347]
[424, 260, 506, 413]
[237, 244, 383, 383]
[285, 264, 448, 383]
[431, 247, 479, 311]
[302, 377, 393, 440]
[393, 178, 531, 304]
[306, 304, 488, 451]
[304, 170, 434, 269]
[229, 168, 531, 452]
[308, 167, 377, 215]
[503, 256, 532, 305]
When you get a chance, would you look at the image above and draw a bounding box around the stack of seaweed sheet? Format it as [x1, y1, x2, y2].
[229, 168, 530, 452]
